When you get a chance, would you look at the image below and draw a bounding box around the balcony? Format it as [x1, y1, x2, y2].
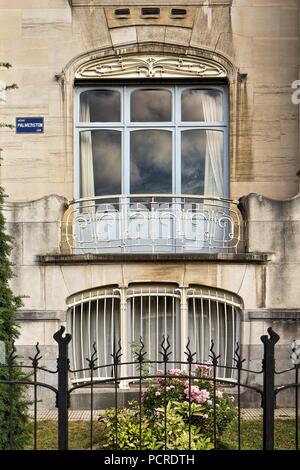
[61, 194, 244, 254]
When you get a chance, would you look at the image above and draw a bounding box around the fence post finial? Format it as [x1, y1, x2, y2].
[261, 327, 280, 451]
[53, 327, 72, 450]
[53, 325, 72, 345]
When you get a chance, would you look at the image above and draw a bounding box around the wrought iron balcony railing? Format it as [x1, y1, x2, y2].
[61, 194, 243, 254]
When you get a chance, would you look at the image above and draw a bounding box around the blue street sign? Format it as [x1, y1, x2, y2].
[16, 117, 44, 134]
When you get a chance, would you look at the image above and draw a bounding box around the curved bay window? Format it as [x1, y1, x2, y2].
[67, 284, 241, 382]
[76, 86, 228, 199]
[66, 85, 241, 254]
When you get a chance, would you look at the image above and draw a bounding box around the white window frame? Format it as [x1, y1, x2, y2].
[74, 84, 229, 199]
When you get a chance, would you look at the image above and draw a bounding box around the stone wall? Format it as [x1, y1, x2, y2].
[240, 192, 300, 309]
[240, 192, 300, 406]
[0, 0, 299, 201]
[2, 192, 299, 407]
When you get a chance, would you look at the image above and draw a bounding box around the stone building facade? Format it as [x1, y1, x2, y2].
[0, 0, 300, 408]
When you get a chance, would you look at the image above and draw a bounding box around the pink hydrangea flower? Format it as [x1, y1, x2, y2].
[216, 390, 224, 398]
[168, 369, 182, 376]
[184, 386, 210, 404]
[155, 391, 161, 397]
[166, 386, 171, 392]
[198, 389, 210, 404]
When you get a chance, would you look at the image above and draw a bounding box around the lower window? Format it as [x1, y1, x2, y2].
[67, 284, 241, 382]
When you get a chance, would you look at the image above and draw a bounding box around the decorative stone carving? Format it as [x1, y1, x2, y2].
[75, 54, 227, 79]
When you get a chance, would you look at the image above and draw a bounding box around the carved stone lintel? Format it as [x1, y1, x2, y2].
[75, 54, 227, 79]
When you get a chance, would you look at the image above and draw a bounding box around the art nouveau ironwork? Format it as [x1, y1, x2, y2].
[62, 195, 243, 254]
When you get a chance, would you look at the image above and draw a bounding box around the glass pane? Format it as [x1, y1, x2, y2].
[130, 130, 172, 194]
[181, 130, 224, 197]
[80, 90, 121, 122]
[131, 89, 172, 122]
[181, 130, 206, 195]
[80, 130, 121, 197]
[181, 89, 223, 122]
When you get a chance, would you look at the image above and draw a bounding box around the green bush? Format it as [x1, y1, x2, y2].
[0, 365, 31, 450]
[143, 366, 237, 439]
[103, 401, 213, 450]
[0, 183, 31, 449]
[102, 365, 237, 450]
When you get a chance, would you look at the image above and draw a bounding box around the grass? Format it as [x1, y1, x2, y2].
[24, 419, 298, 450]
[221, 419, 298, 450]
[25, 420, 106, 450]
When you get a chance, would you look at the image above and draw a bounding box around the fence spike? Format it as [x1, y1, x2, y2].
[111, 339, 122, 366]
[159, 335, 172, 362]
[134, 337, 147, 364]
[86, 342, 98, 369]
[184, 337, 196, 364]
[209, 340, 220, 367]
[29, 342, 43, 368]
[233, 343, 246, 369]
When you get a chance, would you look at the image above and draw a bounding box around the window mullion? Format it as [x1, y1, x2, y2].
[119, 287, 129, 389]
[123, 87, 129, 194]
[180, 287, 188, 365]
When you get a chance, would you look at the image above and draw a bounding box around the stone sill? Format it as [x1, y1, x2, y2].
[16, 310, 66, 321]
[246, 310, 300, 321]
[69, 0, 232, 6]
[37, 252, 273, 265]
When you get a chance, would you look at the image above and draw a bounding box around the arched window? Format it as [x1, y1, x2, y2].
[67, 284, 241, 383]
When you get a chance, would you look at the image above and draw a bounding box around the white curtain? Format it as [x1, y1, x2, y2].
[80, 95, 95, 198]
[202, 93, 224, 197]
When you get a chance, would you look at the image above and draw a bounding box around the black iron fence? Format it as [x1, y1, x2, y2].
[0, 327, 299, 451]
